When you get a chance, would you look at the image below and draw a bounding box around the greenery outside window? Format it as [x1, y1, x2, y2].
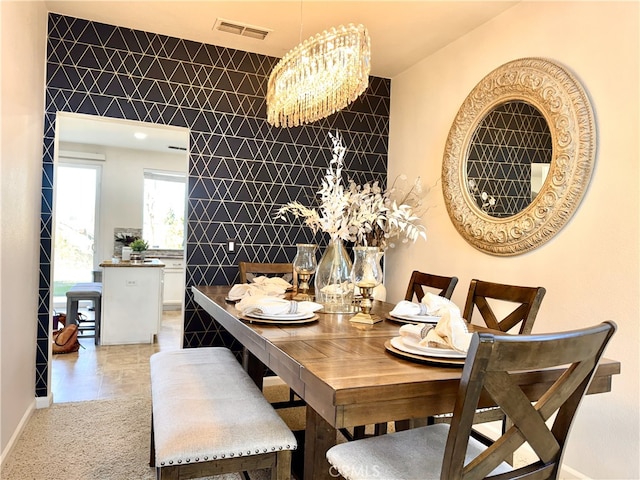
[143, 169, 186, 250]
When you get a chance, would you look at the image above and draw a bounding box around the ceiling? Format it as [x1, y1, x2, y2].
[49, 1, 518, 152]
[57, 113, 190, 154]
[45, 0, 518, 79]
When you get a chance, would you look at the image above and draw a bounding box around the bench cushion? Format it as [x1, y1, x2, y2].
[150, 347, 297, 467]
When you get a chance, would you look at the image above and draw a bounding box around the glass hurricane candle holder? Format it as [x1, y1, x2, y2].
[293, 243, 317, 301]
[350, 246, 383, 324]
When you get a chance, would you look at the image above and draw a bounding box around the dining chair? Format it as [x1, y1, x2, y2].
[434, 279, 547, 451]
[238, 261, 295, 284]
[237, 261, 304, 411]
[462, 278, 546, 334]
[327, 321, 617, 480]
[404, 270, 459, 301]
[353, 270, 458, 440]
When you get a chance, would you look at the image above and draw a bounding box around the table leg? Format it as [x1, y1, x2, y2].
[244, 349, 264, 389]
[304, 406, 336, 480]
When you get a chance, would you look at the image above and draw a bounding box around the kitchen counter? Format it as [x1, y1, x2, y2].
[100, 258, 165, 268]
[99, 258, 164, 344]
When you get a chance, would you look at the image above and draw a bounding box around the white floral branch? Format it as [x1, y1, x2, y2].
[276, 132, 428, 249]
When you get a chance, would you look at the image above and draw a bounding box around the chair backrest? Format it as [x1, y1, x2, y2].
[238, 262, 294, 284]
[441, 321, 616, 480]
[462, 279, 546, 334]
[404, 270, 459, 301]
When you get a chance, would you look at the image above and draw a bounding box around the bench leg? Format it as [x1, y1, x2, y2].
[150, 411, 156, 468]
[272, 450, 292, 480]
[157, 465, 179, 480]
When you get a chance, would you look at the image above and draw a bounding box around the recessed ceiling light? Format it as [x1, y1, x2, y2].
[134, 132, 147, 140]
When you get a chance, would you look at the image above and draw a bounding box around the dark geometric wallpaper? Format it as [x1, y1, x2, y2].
[466, 101, 552, 217]
[36, 13, 390, 397]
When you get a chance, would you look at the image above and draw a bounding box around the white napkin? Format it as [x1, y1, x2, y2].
[398, 310, 472, 353]
[251, 276, 292, 289]
[390, 292, 461, 318]
[227, 283, 287, 301]
[236, 295, 322, 317]
[320, 281, 353, 295]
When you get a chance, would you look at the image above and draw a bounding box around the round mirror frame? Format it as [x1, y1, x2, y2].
[442, 58, 596, 256]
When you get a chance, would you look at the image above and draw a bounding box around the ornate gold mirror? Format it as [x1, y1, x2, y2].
[442, 58, 596, 256]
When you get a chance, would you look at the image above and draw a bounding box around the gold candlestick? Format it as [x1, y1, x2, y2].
[293, 244, 317, 301]
[293, 269, 313, 301]
[350, 247, 383, 324]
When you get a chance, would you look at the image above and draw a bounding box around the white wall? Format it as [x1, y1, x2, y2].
[57, 141, 186, 265]
[0, 0, 47, 460]
[387, 2, 639, 478]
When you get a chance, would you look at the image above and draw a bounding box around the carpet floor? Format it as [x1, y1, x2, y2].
[0, 394, 291, 480]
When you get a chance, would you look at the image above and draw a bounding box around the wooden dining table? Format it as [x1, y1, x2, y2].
[192, 285, 620, 480]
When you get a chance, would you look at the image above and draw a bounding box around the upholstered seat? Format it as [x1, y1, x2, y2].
[150, 347, 297, 480]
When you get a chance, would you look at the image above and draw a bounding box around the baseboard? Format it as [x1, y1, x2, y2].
[36, 394, 52, 409]
[162, 303, 182, 311]
[0, 398, 36, 467]
[558, 464, 589, 480]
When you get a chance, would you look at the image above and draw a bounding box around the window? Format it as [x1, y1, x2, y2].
[143, 169, 186, 250]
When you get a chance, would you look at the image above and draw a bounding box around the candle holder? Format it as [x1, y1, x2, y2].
[293, 244, 317, 301]
[350, 246, 383, 324]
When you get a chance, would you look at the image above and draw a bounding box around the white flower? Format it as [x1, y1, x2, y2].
[276, 132, 428, 249]
[276, 132, 356, 242]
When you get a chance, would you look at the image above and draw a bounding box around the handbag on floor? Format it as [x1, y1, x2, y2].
[53, 311, 66, 329]
[53, 324, 80, 354]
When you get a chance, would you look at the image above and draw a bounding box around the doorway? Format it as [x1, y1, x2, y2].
[52, 163, 100, 309]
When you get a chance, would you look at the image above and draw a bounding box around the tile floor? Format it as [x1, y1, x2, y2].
[51, 310, 182, 403]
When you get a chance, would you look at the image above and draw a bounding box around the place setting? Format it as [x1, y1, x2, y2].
[225, 276, 293, 303]
[384, 306, 472, 367]
[386, 291, 460, 324]
[234, 295, 323, 325]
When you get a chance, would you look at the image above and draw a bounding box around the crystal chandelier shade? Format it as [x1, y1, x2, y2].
[266, 23, 371, 128]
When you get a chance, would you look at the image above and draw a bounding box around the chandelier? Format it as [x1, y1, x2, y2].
[266, 23, 371, 128]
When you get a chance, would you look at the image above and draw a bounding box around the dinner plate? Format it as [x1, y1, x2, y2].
[386, 313, 440, 324]
[241, 314, 318, 325]
[384, 339, 466, 367]
[246, 311, 316, 321]
[390, 336, 466, 359]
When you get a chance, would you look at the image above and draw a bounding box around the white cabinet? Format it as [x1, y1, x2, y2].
[158, 258, 185, 310]
[100, 260, 164, 345]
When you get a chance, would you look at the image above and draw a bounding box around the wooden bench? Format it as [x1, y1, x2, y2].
[149, 347, 297, 480]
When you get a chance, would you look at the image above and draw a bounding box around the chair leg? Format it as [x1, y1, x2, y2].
[374, 422, 387, 436]
[394, 419, 411, 431]
[352, 425, 366, 440]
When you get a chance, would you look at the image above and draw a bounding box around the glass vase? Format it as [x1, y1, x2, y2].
[314, 238, 354, 313]
[373, 250, 387, 301]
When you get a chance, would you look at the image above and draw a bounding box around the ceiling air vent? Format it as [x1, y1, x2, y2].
[213, 18, 272, 40]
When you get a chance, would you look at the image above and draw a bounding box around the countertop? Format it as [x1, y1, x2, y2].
[100, 258, 165, 268]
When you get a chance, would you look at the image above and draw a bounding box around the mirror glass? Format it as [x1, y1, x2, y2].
[466, 100, 552, 218]
[442, 58, 596, 256]
[53, 113, 189, 307]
